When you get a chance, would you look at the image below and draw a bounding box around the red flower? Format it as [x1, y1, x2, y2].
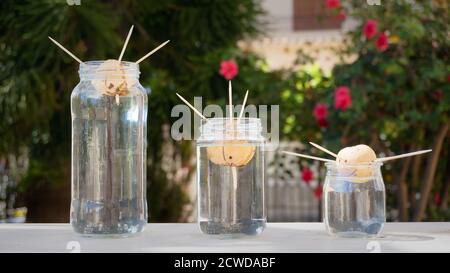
[446, 75, 450, 82]
[314, 186, 323, 200]
[337, 12, 346, 21]
[317, 118, 329, 128]
[313, 103, 328, 120]
[301, 167, 314, 184]
[432, 89, 444, 101]
[219, 60, 239, 80]
[325, 0, 340, 9]
[434, 192, 441, 206]
[375, 32, 389, 52]
[363, 20, 378, 40]
[334, 86, 352, 110]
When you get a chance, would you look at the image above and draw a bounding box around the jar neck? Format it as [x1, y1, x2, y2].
[325, 162, 383, 177]
[198, 118, 264, 142]
[78, 60, 140, 81]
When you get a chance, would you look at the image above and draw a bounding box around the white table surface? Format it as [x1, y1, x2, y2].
[0, 223, 449, 253]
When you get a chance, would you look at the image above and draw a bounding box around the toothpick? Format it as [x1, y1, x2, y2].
[238, 90, 249, 120]
[282, 151, 334, 162]
[176, 93, 207, 120]
[118, 25, 134, 62]
[136, 40, 170, 64]
[228, 81, 233, 121]
[309, 142, 338, 158]
[48, 36, 82, 64]
[375, 149, 432, 162]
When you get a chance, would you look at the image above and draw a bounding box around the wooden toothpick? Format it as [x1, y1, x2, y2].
[136, 40, 170, 64]
[118, 25, 134, 62]
[176, 93, 207, 120]
[48, 36, 82, 64]
[309, 142, 338, 158]
[238, 90, 249, 120]
[228, 81, 233, 121]
[375, 149, 432, 162]
[282, 151, 334, 163]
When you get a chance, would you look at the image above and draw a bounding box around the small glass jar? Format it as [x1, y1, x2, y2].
[70, 61, 148, 237]
[197, 118, 266, 236]
[323, 162, 385, 238]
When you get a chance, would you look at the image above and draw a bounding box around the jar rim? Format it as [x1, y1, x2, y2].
[80, 60, 138, 66]
[198, 117, 264, 142]
[325, 161, 383, 168]
[79, 60, 140, 80]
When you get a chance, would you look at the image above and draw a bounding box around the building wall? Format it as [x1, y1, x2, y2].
[241, 0, 358, 72]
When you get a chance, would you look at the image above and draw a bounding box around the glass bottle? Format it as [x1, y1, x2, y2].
[197, 118, 266, 236]
[323, 162, 386, 238]
[71, 61, 147, 237]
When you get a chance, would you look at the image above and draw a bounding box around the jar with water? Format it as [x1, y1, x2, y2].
[197, 118, 266, 236]
[71, 61, 147, 237]
[323, 162, 385, 238]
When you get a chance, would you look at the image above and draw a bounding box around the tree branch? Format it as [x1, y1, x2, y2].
[413, 123, 449, 221]
[397, 155, 412, 221]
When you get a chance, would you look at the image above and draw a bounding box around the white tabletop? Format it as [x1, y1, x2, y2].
[0, 223, 449, 253]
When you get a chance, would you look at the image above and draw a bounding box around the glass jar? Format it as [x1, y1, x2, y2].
[197, 118, 266, 236]
[323, 162, 385, 238]
[70, 61, 148, 237]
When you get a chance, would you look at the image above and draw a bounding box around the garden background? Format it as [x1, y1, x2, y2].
[0, 0, 448, 223]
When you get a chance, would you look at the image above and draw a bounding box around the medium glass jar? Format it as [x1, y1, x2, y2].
[197, 118, 266, 236]
[70, 61, 148, 237]
[323, 162, 385, 238]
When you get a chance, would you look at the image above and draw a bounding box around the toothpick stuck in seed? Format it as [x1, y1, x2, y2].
[238, 90, 249, 121]
[228, 81, 233, 121]
[48, 36, 82, 64]
[136, 40, 170, 64]
[375, 149, 432, 162]
[282, 151, 334, 163]
[118, 25, 134, 62]
[175, 93, 207, 120]
[309, 142, 338, 158]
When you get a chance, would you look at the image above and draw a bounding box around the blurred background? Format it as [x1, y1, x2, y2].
[0, 0, 448, 223]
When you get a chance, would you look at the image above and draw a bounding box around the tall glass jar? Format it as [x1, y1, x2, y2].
[197, 118, 266, 236]
[71, 61, 147, 237]
[323, 162, 385, 238]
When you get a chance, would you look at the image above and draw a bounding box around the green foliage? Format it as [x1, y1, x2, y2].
[281, 0, 449, 220]
[0, 0, 264, 222]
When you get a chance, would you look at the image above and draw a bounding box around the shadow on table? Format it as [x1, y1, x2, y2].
[378, 234, 434, 242]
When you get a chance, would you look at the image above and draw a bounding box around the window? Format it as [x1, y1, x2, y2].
[293, 0, 342, 30]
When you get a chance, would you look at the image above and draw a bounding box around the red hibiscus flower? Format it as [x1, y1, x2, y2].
[363, 20, 378, 40]
[317, 118, 329, 128]
[301, 167, 314, 184]
[313, 103, 328, 120]
[325, 0, 340, 9]
[314, 186, 323, 200]
[432, 89, 444, 101]
[334, 86, 352, 110]
[219, 60, 239, 80]
[376, 32, 389, 52]
[434, 192, 441, 206]
[337, 12, 346, 21]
